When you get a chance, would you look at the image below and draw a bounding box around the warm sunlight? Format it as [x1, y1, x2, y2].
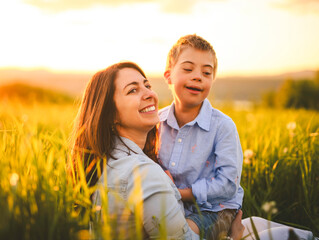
[1, 2, 319, 239]
[0, 0, 319, 76]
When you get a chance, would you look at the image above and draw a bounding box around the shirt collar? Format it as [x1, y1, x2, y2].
[112, 136, 145, 158]
[190, 99, 211, 131]
[161, 99, 212, 131]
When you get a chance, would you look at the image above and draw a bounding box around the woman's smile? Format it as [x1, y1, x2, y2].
[139, 104, 156, 113]
[113, 67, 159, 142]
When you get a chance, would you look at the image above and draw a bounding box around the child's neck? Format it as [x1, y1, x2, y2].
[174, 102, 202, 128]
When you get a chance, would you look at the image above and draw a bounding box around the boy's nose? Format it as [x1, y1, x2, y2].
[192, 70, 202, 82]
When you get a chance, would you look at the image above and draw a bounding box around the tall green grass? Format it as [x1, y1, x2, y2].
[223, 107, 319, 235]
[0, 100, 88, 239]
[1, 99, 318, 239]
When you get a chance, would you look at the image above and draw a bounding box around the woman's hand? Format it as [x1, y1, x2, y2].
[229, 210, 245, 240]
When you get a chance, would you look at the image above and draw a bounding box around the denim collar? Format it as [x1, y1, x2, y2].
[111, 136, 146, 159]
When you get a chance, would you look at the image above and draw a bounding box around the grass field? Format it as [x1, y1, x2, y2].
[0, 96, 318, 239]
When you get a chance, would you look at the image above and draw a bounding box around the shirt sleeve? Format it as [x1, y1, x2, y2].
[191, 119, 243, 204]
[128, 160, 199, 240]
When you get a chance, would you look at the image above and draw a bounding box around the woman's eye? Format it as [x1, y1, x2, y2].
[128, 88, 137, 94]
[183, 68, 192, 72]
[145, 84, 152, 89]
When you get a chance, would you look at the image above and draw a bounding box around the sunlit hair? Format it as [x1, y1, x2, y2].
[71, 62, 158, 187]
[166, 34, 218, 79]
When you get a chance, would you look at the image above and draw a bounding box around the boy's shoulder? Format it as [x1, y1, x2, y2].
[201, 99, 233, 123]
[210, 107, 239, 136]
[211, 107, 236, 127]
[158, 104, 172, 122]
[211, 107, 232, 121]
[199, 100, 238, 135]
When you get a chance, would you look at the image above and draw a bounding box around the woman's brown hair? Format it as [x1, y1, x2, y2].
[71, 62, 158, 187]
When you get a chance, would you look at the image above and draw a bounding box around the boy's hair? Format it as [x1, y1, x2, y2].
[166, 34, 218, 78]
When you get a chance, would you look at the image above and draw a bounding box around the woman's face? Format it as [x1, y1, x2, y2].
[113, 68, 159, 138]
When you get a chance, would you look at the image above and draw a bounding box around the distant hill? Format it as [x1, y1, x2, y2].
[150, 70, 317, 102]
[0, 68, 90, 96]
[212, 70, 316, 100]
[0, 68, 316, 102]
[0, 82, 74, 103]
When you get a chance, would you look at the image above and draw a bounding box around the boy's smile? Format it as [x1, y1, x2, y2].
[165, 47, 215, 110]
[185, 85, 203, 94]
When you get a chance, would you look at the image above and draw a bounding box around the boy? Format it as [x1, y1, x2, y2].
[158, 34, 244, 240]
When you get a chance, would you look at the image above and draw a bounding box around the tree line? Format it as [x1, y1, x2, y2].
[262, 70, 319, 110]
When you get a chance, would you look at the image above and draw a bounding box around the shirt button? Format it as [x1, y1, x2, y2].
[178, 138, 182, 143]
[171, 162, 176, 166]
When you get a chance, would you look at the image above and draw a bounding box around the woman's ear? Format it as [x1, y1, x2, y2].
[114, 110, 120, 125]
[114, 115, 120, 125]
[164, 70, 172, 84]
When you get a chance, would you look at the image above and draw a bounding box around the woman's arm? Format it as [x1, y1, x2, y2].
[143, 191, 197, 239]
[164, 169, 195, 202]
[131, 161, 199, 240]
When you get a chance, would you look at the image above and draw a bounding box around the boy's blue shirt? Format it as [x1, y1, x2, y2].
[158, 99, 244, 215]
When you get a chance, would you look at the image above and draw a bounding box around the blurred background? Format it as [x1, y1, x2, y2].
[0, 0, 319, 107]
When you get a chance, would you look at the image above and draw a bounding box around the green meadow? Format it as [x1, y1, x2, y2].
[0, 85, 318, 239]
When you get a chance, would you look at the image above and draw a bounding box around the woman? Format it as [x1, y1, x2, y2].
[71, 61, 244, 240]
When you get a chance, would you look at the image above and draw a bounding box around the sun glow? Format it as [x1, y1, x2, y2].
[0, 0, 319, 76]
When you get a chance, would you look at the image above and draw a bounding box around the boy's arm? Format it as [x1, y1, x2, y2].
[164, 170, 195, 202]
[191, 119, 243, 203]
[178, 188, 195, 202]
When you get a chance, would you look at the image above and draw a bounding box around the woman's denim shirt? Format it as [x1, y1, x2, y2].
[92, 137, 199, 240]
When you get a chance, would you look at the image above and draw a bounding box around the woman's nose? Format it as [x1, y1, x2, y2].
[142, 87, 157, 100]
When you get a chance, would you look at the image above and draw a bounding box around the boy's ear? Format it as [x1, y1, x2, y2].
[164, 70, 172, 84]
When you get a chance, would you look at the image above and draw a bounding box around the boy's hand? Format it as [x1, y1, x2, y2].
[164, 170, 174, 183]
[178, 188, 195, 202]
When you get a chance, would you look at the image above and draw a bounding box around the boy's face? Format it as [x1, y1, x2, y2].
[165, 47, 215, 109]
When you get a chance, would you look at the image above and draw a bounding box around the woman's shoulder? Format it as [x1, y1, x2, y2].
[107, 154, 176, 200]
[126, 154, 171, 185]
[108, 154, 168, 184]
[108, 152, 157, 170]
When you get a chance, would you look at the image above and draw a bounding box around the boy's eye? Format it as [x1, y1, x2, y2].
[145, 84, 152, 89]
[183, 68, 192, 72]
[203, 72, 212, 76]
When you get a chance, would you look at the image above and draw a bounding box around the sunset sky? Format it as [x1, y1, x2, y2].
[1, 0, 319, 77]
